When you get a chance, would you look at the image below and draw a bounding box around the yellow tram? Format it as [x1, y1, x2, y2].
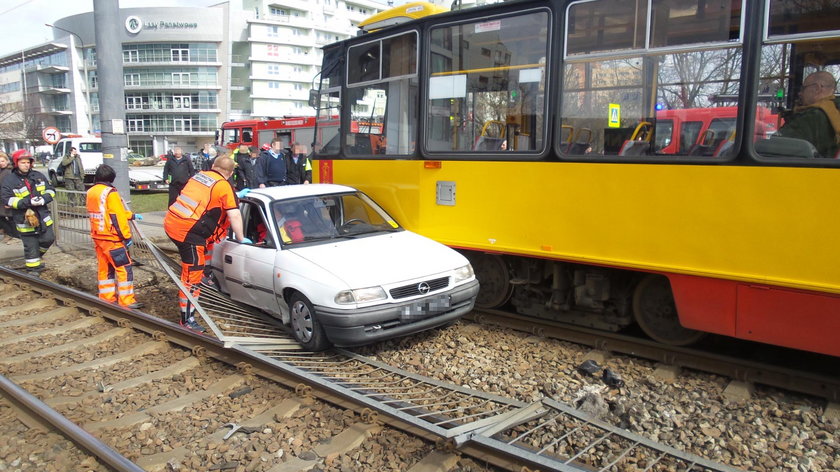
[308, 0, 840, 357]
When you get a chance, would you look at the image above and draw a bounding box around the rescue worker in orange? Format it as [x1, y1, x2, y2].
[86, 164, 143, 309]
[164, 156, 251, 332]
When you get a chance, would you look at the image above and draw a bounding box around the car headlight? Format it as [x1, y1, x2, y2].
[335, 286, 387, 304]
[452, 264, 474, 284]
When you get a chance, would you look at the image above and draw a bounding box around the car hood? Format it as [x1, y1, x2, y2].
[288, 230, 467, 288]
[129, 167, 164, 182]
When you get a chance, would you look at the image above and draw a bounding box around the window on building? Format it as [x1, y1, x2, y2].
[172, 72, 191, 85]
[127, 119, 145, 132]
[269, 81, 281, 89]
[124, 50, 139, 63]
[124, 73, 140, 86]
[125, 96, 144, 109]
[172, 48, 190, 62]
[172, 95, 192, 109]
[268, 45, 279, 57]
[173, 118, 192, 132]
[268, 64, 280, 75]
[269, 26, 279, 38]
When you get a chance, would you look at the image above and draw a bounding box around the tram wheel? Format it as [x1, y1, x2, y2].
[632, 274, 706, 346]
[468, 253, 513, 309]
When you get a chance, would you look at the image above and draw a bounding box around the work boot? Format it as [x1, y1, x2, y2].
[180, 317, 206, 333]
[125, 302, 145, 310]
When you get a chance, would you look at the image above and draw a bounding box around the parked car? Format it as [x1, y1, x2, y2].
[209, 184, 479, 350]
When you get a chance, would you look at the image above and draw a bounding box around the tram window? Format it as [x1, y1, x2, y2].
[754, 1, 840, 163]
[567, 0, 741, 56]
[560, 47, 742, 159]
[315, 46, 342, 157]
[425, 11, 549, 154]
[345, 32, 418, 157]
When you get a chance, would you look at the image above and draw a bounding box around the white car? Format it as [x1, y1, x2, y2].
[209, 184, 479, 351]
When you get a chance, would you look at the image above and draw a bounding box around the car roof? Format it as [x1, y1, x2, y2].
[249, 183, 357, 202]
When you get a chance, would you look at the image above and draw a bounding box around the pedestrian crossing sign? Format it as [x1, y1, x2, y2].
[608, 104, 621, 128]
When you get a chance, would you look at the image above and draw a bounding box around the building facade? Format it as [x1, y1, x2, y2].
[0, 0, 392, 157]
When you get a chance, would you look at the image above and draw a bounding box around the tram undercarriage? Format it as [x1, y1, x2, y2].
[463, 251, 706, 346]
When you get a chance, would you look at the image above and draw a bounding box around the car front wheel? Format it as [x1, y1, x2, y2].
[289, 293, 330, 351]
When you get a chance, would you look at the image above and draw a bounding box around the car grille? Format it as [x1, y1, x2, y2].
[389, 276, 449, 299]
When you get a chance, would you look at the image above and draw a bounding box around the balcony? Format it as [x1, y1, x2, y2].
[42, 106, 73, 116]
[35, 85, 71, 95]
[36, 64, 69, 74]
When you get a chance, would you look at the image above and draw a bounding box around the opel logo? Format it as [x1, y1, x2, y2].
[417, 282, 430, 294]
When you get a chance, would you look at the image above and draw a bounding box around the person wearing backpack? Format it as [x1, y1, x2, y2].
[60, 147, 85, 205]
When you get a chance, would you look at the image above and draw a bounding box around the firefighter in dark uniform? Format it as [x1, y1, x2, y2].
[0, 150, 56, 275]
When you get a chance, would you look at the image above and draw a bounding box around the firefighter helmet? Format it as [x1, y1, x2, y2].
[12, 149, 34, 166]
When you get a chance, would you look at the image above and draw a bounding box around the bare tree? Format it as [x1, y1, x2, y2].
[657, 48, 742, 109]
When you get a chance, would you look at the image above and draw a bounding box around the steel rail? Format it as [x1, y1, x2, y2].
[468, 309, 840, 401]
[0, 373, 144, 472]
[0, 262, 744, 472]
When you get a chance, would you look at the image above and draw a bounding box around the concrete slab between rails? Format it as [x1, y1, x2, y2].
[653, 364, 681, 382]
[12, 340, 163, 382]
[312, 422, 382, 458]
[723, 380, 754, 403]
[86, 375, 245, 432]
[0, 298, 57, 318]
[582, 350, 611, 364]
[823, 402, 840, 423]
[266, 456, 319, 472]
[6, 327, 136, 366]
[137, 394, 304, 471]
[0, 306, 76, 329]
[407, 451, 461, 472]
[46, 356, 201, 408]
[0, 317, 99, 349]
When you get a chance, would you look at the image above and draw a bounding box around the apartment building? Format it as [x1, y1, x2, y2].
[0, 0, 390, 157]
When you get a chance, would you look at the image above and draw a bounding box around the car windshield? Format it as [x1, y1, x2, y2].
[270, 191, 401, 245]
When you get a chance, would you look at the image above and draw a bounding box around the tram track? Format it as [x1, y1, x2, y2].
[0, 264, 745, 472]
[467, 309, 840, 403]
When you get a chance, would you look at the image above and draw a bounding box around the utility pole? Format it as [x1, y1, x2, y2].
[93, 0, 129, 200]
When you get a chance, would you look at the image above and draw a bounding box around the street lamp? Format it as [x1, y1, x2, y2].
[45, 23, 93, 135]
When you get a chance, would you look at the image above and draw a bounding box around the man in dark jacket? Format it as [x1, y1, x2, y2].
[285, 142, 312, 185]
[162, 147, 195, 205]
[0, 150, 56, 275]
[775, 71, 840, 158]
[231, 144, 259, 190]
[60, 146, 85, 204]
[256, 138, 287, 187]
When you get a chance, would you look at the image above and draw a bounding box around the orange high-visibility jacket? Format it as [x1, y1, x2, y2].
[87, 183, 133, 242]
[164, 170, 237, 245]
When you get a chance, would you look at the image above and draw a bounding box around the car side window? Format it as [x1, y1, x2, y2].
[241, 201, 274, 248]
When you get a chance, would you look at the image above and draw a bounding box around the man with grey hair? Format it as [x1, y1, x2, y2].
[776, 71, 840, 158]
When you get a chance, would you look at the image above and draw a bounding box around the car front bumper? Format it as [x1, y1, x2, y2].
[314, 279, 480, 347]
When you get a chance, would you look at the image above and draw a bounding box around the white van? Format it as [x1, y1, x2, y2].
[47, 136, 167, 191]
[48, 136, 102, 185]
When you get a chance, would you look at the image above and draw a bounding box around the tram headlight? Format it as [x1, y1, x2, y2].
[335, 286, 387, 304]
[452, 264, 474, 284]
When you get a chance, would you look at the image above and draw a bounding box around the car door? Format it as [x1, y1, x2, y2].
[219, 200, 281, 314]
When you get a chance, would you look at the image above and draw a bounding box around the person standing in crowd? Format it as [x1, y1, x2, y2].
[164, 156, 250, 332]
[232, 143, 259, 190]
[285, 142, 312, 185]
[162, 147, 195, 206]
[60, 146, 85, 205]
[247, 146, 264, 185]
[197, 143, 214, 171]
[0, 150, 55, 276]
[0, 152, 17, 244]
[776, 71, 840, 158]
[86, 164, 143, 309]
[256, 138, 287, 187]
